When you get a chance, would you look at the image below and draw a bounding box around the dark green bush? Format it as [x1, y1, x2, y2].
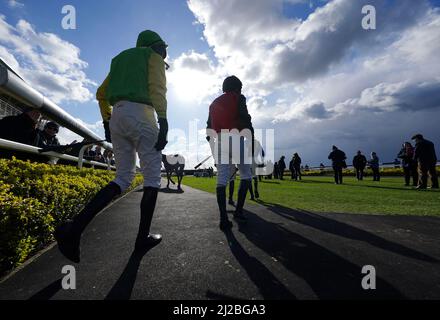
[0, 158, 143, 276]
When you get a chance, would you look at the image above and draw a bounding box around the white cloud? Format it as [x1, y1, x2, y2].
[168, 50, 222, 104]
[183, 0, 440, 164]
[7, 0, 24, 9]
[186, 0, 429, 95]
[333, 79, 440, 114]
[0, 15, 95, 104]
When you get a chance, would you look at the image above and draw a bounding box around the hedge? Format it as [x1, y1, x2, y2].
[0, 158, 143, 276]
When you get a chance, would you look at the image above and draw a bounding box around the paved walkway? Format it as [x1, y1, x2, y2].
[1, 181, 439, 300]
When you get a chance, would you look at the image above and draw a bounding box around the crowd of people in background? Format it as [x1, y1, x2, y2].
[259, 133, 438, 190]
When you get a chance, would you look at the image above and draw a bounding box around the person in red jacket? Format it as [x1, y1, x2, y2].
[206, 76, 254, 230]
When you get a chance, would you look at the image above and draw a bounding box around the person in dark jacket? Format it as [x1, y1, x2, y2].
[289, 153, 302, 181]
[273, 162, 279, 179]
[0, 108, 46, 162]
[369, 152, 380, 181]
[0, 108, 40, 146]
[37, 121, 61, 148]
[93, 146, 106, 163]
[352, 150, 367, 181]
[412, 134, 438, 189]
[397, 142, 418, 186]
[278, 156, 286, 180]
[289, 155, 295, 180]
[328, 145, 346, 184]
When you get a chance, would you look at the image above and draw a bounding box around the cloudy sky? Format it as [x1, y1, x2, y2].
[1, 0, 439, 168]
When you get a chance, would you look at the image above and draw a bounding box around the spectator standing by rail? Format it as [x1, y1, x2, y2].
[369, 152, 380, 182]
[328, 145, 346, 184]
[397, 142, 418, 186]
[94, 146, 106, 163]
[278, 156, 286, 180]
[0, 108, 48, 162]
[353, 150, 367, 181]
[0, 108, 40, 146]
[273, 162, 279, 179]
[292, 153, 302, 181]
[412, 134, 438, 190]
[37, 121, 60, 148]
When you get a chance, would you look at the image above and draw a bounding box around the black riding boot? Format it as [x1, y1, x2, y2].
[217, 186, 232, 230]
[54, 182, 121, 263]
[234, 180, 251, 221]
[249, 180, 255, 200]
[135, 187, 162, 250]
[253, 177, 259, 199]
[228, 180, 235, 206]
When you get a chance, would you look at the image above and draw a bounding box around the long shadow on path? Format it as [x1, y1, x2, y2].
[105, 247, 155, 300]
[28, 279, 62, 300]
[222, 229, 296, 300]
[256, 200, 438, 263]
[236, 210, 405, 299]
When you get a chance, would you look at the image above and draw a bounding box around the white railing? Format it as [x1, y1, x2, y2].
[0, 138, 115, 170]
[0, 58, 112, 151]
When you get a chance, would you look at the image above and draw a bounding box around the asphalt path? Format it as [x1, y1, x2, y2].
[1, 180, 439, 300]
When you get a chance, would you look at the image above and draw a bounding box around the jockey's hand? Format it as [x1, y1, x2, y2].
[155, 118, 168, 151]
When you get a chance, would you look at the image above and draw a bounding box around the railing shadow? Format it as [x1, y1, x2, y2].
[104, 247, 155, 300]
[296, 178, 419, 191]
[222, 229, 296, 300]
[255, 200, 438, 263]
[235, 209, 406, 299]
[28, 278, 62, 300]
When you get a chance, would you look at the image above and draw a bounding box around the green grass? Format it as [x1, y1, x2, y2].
[182, 176, 440, 216]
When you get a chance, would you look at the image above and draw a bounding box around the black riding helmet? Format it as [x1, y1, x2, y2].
[222, 76, 242, 93]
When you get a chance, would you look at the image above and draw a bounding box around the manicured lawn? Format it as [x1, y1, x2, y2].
[182, 176, 440, 216]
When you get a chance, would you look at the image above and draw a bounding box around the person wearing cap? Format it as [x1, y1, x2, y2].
[352, 150, 367, 181]
[328, 145, 347, 184]
[54, 30, 169, 263]
[411, 134, 438, 189]
[206, 75, 254, 230]
[37, 121, 61, 148]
